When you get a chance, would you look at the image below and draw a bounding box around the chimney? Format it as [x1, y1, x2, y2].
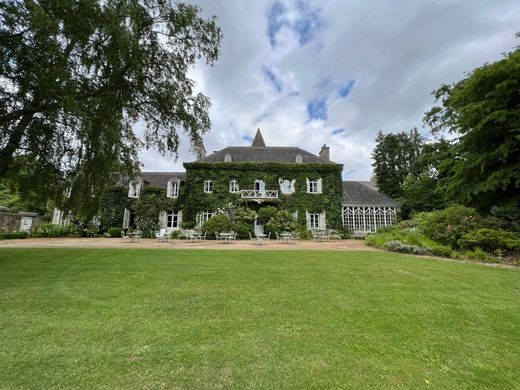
[319, 144, 330, 161]
[195, 139, 206, 160]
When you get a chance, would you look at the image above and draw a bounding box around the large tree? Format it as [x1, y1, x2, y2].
[371, 128, 423, 199]
[0, 0, 222, 216]
[424, 44, 520, 212]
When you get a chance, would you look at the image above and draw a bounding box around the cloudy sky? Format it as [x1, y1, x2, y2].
[139, 0, 519, 180]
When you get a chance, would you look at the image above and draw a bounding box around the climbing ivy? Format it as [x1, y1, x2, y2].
[182, 162, 344, 229]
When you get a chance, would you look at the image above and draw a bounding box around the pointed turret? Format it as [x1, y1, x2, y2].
[251, 128, 266, 147]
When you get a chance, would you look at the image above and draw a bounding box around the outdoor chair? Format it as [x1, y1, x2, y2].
[291, 232, 300, 244]
[155, 228, 167, 242]
[249, 232, 262, 245]
[121, 230, 130, 242]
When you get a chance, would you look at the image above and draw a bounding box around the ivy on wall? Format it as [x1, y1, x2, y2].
[182, 162, 344, 229]
[98, 162, 345, 231]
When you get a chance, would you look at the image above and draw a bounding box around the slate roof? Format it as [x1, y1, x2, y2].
[138, 172, 186, 188]
[197, 146, 337, 163]
[342, 181, 400, 206]
[251, 128, 266, 147]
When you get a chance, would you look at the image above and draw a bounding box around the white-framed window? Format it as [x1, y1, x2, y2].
[202, 210, 212, 223]
[204, 180, 213, 193]
[279, 179, 296, 194]
[128, 180, 141, 198]
[306, 178, 322, 194]
[166, 211, 180, 228]
[295, 154, 303, 163]
[224, 153, 232, 162]
[167, 180, 179, 198]
[229, 180, 239, 193]
[309, 213, 320, 229]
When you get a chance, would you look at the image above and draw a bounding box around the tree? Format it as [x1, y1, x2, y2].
[401, 140, 453, 216]
[371, 128, 423, 199]
[424, 45, 520, 212]
[0, 0, 222, 217]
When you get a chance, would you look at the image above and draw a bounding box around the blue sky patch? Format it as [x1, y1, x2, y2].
[332, 128, 345, 135]
[267, 2, 286, 47]
[242, 135, 253, 143]
[339, 80, 356, 97]
[307, 98, 328, 121]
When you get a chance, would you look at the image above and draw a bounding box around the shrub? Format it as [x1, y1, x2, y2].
[294, 224, 312, 240]
[181, 221, 196, 229]
[170, 230, 181, 239]
[257, 206, 278, 225]
[232, 207, 256, 225]
[0, 231, 29, 240]
[232, 223, 253, 239]
[107, 227, 123, 238]
[458, 228, 520, 254]
[414, 205, 480, 248]
[430, 243, 455, 258]
[33, 223, 81, 238]
[383, 240, 432, 255]
[265, 210, 296, 234]
[465, 248, 496, 263]
[202, 215, 233, 239]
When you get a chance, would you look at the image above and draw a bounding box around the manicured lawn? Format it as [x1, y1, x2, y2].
[0, 249, 519, 389]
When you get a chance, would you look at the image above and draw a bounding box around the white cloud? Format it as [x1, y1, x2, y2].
[139, 0, 520, 180]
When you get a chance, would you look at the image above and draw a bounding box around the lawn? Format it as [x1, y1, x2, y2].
[0, 249, 519, 389]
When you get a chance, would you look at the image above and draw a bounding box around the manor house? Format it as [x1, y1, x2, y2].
[118, 129, 400, 234]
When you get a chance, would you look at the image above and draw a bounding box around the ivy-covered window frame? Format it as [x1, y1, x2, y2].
[128, 179, 142, 198]
[167, 179, 180, 198]
[279, 178, 296, 194]
[306, 178, 322, 194]
[306, 210, 326, 230]
[204, 180, 213, 193]
[229, 179, 239, 193]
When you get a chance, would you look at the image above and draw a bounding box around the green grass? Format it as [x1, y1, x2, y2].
[1, 249, 519, 389]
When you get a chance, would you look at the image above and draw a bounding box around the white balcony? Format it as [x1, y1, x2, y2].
[240, 190, 278, 200]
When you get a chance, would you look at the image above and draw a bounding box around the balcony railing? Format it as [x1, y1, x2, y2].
[240, 190, 278, 199]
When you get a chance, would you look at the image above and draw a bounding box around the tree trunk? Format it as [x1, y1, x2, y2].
[0, 112, 34, 176]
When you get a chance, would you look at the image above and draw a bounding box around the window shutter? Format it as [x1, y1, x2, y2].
[305, 211, 311, 229]
[291, 179, 296, 193]
[319, 211, 326, 230]
[317, 178, 323, 194]
[128, 183, 133, 197]
[306, 178, 310, 193]
[178, 211, 183, 227]
[167, 181, 172, 197]
[158, 211, 166, 228]
[123, 208, 130, 228]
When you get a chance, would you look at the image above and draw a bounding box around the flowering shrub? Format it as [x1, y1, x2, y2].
[415, 205, 480, 248]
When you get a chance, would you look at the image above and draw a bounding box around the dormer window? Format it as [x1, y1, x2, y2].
[295, 154, 303, 163]
[167, 179, 180, 198]
[306, 178, 322, 194]
[204, 180, 213, 193]
[229, 180, 239, 193]
[224, 153, 232, 162]
[128, 180, 141, 198]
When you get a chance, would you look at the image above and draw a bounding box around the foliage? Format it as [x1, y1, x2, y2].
[490, 203, 520, 232]
[231, 206, 257, 225]
[0, 0, 222, 218]
[414, 205, 480, 248]
[133, 186, 169, 237]
[257, 206, 278, 225]
[182, 162, 344, 230]
[233, 223, 253, 239]
[465, 248, 496, 263]
[33, 223, 81, 238]
[372, 128, 423, 199]
[400, 140, 453, 216]
[98, 187, 128, 232]
[265, 210, 296, 234]
[424, 47, 520, 213]
[181, 221, 196, 229]
[202, 214, 233, 239]
[107, 227, 123, 238]
[383, 240, 432, 255]
[458, 228, 520, 254]
[0, 231, 29, 240]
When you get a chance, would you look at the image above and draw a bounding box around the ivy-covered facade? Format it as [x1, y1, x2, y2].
[55, 129, 399, 234]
